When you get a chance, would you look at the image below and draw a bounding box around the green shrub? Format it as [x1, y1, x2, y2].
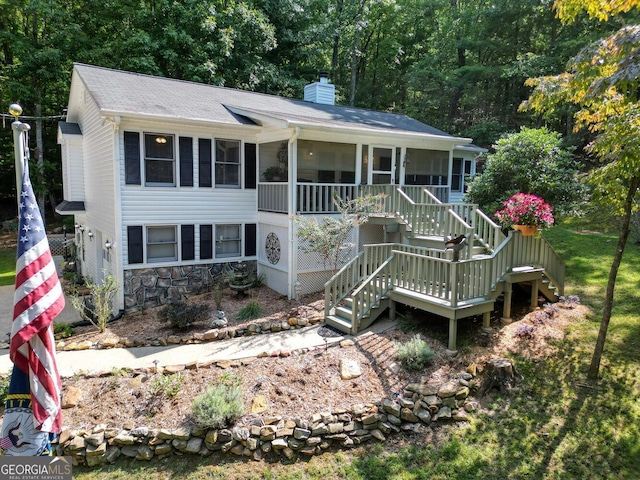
[394, 334, 435, 371]
[53, 322, 74, 339]
[151, 373, 184, 398]
[158, 301, 210, 330]
[236, 300, 263, 320]
[70, 273, 119, 332]
[191, 382, 244, 429]
[0, 375, 10, 404]
[251, 273, 266, 288]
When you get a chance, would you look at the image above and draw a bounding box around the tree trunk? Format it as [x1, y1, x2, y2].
[349, 25, 361, 106]
[588, 175, 640, 379]
[481, 357, 519, 395]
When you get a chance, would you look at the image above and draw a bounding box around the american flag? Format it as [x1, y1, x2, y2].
[5, 165, 64, 438]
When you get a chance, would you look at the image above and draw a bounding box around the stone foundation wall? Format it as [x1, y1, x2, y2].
[123, 261, 257, 311]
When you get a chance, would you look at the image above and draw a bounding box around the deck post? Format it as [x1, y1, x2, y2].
[389, 299, 396, 320]
[482, 311, 492, 332]
[447, 317, 458, 352]
[501, 282, 513, 324]
[530, 278, 539, 310]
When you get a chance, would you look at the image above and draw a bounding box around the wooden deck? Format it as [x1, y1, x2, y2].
[324, 187, 565, 351]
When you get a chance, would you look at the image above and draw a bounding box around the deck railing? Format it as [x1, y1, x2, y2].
[325, 232, 566, 326]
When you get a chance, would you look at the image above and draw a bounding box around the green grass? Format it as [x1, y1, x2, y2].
[0, 247, 15, 286]
[67, 224, 640, 478]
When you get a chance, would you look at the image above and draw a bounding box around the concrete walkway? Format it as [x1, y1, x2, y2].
[0, 309, 396, 378]
[0, 254, 397, 378]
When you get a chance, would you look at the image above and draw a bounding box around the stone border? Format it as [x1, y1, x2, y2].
[54, 313, 325, 352]
[57, 353, 479, 467]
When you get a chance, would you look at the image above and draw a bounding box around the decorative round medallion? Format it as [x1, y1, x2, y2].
[265, 232, 281, 265]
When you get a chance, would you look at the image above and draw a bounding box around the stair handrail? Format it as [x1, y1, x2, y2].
[349, 255, 395, 334]
[324, 243, 397, 315]
[473, 208, 505, 252]
[538, 235, 565, 295]
[422, 188, 442, 204]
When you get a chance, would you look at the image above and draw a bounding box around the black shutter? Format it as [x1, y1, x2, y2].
[127, 226, 143, 264]
[245, 223, 257, 257]
[181, 225, 195, 260]
[200, 225, 213, 260]
[124, 131, 141, 185]
[199, 138, 212, 187]
[244, 143, 257, 189]
[179, 137, 193, 187]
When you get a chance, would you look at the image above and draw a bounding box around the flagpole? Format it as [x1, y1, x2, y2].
[10, 103, 30, 210]
[2, 104, 64, 456]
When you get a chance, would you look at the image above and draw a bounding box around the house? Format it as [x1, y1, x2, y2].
[57, 64, 563, 351]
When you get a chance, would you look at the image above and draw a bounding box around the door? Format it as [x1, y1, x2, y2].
[368, 146, 395, 184]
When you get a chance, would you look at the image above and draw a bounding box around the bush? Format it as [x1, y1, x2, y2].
[394, 334, 435, 371]
[53, 322, 74, 339]
[70, 273, 119, 332]
[158, 301, 210, 330]
[513, 323, 536, 339]
[0, 375, 10, 404]
[236, 300, 263, 320]
[191, 382, 244, 429]
[465, 127, 585, 219]
[151, 373, 184, 398]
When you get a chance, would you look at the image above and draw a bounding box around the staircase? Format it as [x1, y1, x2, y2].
[324, 186, 565, 350]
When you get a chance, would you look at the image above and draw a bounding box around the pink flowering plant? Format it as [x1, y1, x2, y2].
[494, 193, 554, 229]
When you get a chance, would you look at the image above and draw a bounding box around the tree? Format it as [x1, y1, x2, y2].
[295, 193, 385, 273]
[465, 126, 585, 217]
[523, 1, 640, 379]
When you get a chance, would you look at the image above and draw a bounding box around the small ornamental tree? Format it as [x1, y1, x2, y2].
[295, 192, 386, 273]
[522, 0, 640, 379]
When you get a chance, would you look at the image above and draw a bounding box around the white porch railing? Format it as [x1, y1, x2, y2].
[258, 183, 288, 213]
[325, 232, 565, 331]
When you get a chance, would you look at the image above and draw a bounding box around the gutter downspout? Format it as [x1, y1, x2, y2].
[288, 127, 300, 299]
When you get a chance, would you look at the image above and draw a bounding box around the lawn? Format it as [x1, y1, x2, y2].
[26, 225, 640, 478]
[0, 247, 15, 286]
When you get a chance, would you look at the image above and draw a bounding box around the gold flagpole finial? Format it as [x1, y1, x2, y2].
[9, 103, 22, 120]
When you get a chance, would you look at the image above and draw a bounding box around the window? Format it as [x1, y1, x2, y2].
[215, 224, 241, 258]
[215, 139, 240, 187]
[145, 133, 175, 185]
[147, 226, 177, 262]
[452, 158, 472, 193]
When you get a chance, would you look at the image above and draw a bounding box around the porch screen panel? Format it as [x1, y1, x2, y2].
[244, 143, 257, 189]
[245, 223, 257, 256]
[199, 138, 212, 187]
[127, 225, 143, 264]
[179, 137, 193, 186]
[200, 224, 213, 259]
[181, 224, 195, 260]
[124, 131, 141, 185]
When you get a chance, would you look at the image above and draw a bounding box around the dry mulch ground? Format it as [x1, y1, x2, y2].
[6, 285, 589, 434]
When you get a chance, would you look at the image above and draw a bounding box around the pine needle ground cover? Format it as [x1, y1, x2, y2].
[52, 226, 640, 478]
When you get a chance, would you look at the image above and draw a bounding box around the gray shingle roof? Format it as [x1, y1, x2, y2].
[73, 64, 457, 139]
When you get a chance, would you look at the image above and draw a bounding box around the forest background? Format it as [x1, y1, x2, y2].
[0, 0, 636, 218]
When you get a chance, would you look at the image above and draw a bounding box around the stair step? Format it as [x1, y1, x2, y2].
[325, 315, 352, 334]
